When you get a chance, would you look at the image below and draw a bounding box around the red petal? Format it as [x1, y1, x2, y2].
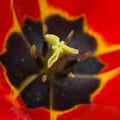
[14, 0, 40, 26]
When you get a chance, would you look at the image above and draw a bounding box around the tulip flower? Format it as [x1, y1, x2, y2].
[0, 0, 120, 120]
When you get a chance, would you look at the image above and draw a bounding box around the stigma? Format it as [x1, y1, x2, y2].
[44, 34, 79, 68]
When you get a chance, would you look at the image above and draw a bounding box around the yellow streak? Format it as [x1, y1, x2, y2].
[0, 64, 21, 107]
[10, 0, 21, 33]
[5, 94, 21, 108]
[13, 74, 39, 99]
[83, 18, 120, 56]
[50, 111, 58, 120]
[0, 0, 22, 55]
[50, 105, 82, 120]
[38, 0, 81, 22]
[95, 45, 120, 56]
[91, 67, 120, 101]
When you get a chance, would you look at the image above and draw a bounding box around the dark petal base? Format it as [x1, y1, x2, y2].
[72, 57, 105, 74]
[52, 77, 100, 110]
[0, 33, 40, 87]
[21, 76, 50, 109]
[22, 18, 48, 57]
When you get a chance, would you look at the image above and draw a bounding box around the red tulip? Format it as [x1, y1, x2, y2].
[0, 0, 120, 120]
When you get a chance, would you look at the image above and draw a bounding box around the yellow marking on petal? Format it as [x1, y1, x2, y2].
[91, 67, 120, 101]
[45, 34, 79, 68]
[83, 18, 120, 56]
[13, 74, 39, 99]
[95, 44, 120, 56]
[0, 0, 22, 55]
[38, 0, 81, 22]
[50, 105, 83, 120]
[5, 94, 21, 108]
[10, 0, 21, 33]
[0, 64, 19, 97]
[50, 110, 57, 120]
[0, 64, 21, 107]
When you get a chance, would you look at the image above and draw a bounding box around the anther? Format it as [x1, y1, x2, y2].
[30, 44, 38, 59]
[67, 72, 76, 79]
[65, 30, 74, 45]
[43, 23, 48, 35]
[77, 51, 91, 62]
[42, 75, 47, 83]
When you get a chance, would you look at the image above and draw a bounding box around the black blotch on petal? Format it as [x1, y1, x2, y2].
[22, 18, 48, 56]
[0, 33, 39, 87]
[46, 15, 97, 59]
[73, 57, 105, 74]
[46, 15, 84, 40]
[0, 16, 104, 111]
[52, 77, 100, 110]
[21, 76, 50, 109]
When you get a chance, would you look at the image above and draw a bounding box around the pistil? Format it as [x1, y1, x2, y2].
[44, 34, 79, 68]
